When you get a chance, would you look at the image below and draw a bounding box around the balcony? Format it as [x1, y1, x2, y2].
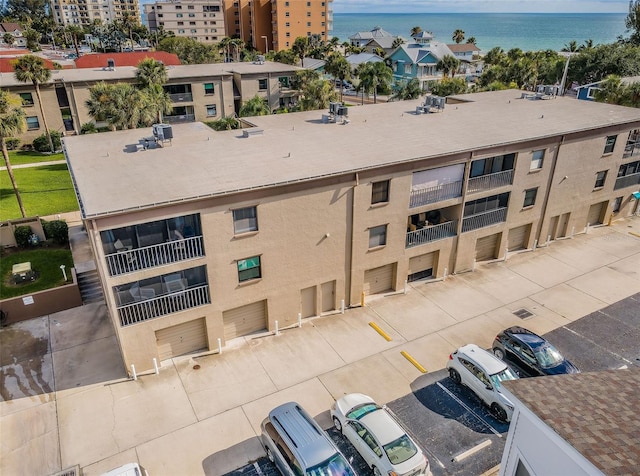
[462, 207, 507, 232]
[168, 92, 193, 102]
[118, 284, 210, 327]
[406, 220, 457, 248]
[106, 235, 204, 276]
[624, 141, 640, 158]
[614, 172, 640, 190]
[467, 170, 513, 194]
[410, 181, 462, 208]
[164, 113, 196, 124]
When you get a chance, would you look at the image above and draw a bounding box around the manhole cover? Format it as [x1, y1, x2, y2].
[513, 308, 534, 319]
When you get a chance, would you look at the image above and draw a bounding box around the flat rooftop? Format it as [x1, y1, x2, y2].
[64, 90, 640, 218]
[503, 368, 640, 476]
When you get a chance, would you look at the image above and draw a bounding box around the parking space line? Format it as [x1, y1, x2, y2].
[452, 439, 492, 463]
[436, 382, 503, 437]
[401, 351, 427, 373]
[253, 462, 263, 475]
[562, 326, 635, 366]
[369, 321, 392, 341]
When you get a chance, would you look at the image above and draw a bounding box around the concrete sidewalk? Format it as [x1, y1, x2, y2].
[1, 217, 639, 476]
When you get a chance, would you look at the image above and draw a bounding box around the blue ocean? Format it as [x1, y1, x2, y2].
[331, 13, 628, 52]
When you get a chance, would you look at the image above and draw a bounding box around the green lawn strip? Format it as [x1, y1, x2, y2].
[0, 164, 79, 221]
[1, 247, 74, 300]
[7, 151, 65, 166]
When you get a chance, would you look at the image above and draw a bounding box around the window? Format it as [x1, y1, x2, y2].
[178, 29, 185, 33]
[206, 104, 217, 117]
[523, 188, 537, 207]
[285, 11, 289, 17]
[175, 4, 181, 8]
[371, 180, 390, 204]
[530, 149, 544, 170]
[286, 32, 290, 37]
[176, 13, 183, 17]
[306, 11, 311, 16]
[278, 76, 289, 88]
[613, 196, 623, 212]
[233, 206, 258, 234]
[285, 22, 290, 27]
[189, 21, 196, 25]
[258, 78, 268, 90]
[369, 225, 387, 248]
[470, 153, 516, 177]
[204, 83, 214, 95]
[26, 116, 40, 129]
[404, 64, 411, 74]
[594, 170, 607, 188]
[307, 21, 311, 26]
[177, 21, 183, 25]
[237, 256, 261, 282]
[188, 5, 194, 8]
[604, 135, 617, 154]
[307, 1, 311, 5]
[188, 13, 195, 17]
[19, 92, 34, 106]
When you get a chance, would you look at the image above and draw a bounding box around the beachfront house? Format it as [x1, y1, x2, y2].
[388, 32, 455, 88]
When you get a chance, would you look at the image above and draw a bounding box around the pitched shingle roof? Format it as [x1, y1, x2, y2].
[447, 43, 481, 53]
[349, 26, 394, 40]
[503, 369, 640, 476]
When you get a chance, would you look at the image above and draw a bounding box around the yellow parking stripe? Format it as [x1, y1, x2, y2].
[368, 322, 392, 341]
[401, 351, 427, 373]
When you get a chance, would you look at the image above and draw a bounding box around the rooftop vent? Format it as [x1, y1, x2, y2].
[513, 308, 534, 319]
[106, 58, 115, 70]
[521, 85, 559, 100]
[416, 95, 445, 114]
[254, 55, 265, 65]
[243, 128, 264, 137]
[323, 102, 348, 123]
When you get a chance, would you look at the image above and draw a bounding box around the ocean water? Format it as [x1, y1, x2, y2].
[331, 13, 628, 52]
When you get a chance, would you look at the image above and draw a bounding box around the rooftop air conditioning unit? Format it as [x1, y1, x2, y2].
[106, 58, 115, 70]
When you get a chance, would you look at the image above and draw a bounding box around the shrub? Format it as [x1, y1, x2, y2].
[80, 122, 98, 134]
[32, 131, 62, 152]
[14, 226, 32, 248]
[41, 219, 69, 245]
[5, 138, 21, 150]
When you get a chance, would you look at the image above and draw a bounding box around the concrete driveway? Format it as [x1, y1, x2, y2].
[1, 216, 639, 476]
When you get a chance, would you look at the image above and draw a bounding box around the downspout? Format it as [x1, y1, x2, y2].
[219, 76, 226, 117]
[536, 136, 564, 242]
[346, 172, 358, 306]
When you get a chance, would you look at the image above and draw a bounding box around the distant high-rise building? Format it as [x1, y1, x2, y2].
[223, 0, 334, 53]
[51, 0, 141, 26]
[145, 0, 226, 44]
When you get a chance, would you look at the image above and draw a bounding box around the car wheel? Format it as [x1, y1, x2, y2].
[493, 348, 505, 360]
[332, 416, 342, 433]
[449, 368, 461, 384]
[265, 447, 274, 463]
[491, 403, 508, 422]
[373, 466, 383, 476]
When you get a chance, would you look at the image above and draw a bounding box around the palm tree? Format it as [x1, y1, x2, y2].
[484, 47, 506, 66]
[358, 61, 393, 104]
[391, 77, 422, 100]
[436, 55, 461, 78]
[135, 58, 169, 88]
[410, 26, 422, 37]
[142, 84, 172, 124]
[392, 37, 404, 49]
[466, 37, 477, 45]
[300, 79, 337, 111]
[86, 82, 146, 130]
[561, 40, 579, 53]
[452, 29, 465, 44]
[0, 90, 27, 217]
[239, 95, 270, 117]
[324, 53, 351, 101]
[13, 55, 54, 152]
[65, 25, 84, 58]
[206, 116, 240, 131]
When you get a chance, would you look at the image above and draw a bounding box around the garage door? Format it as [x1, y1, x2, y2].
[507, 224, 530, 251]
[363, 264, 394, 295]
[476, 233, 501, 261]
[408, 252, 437, 281]
[156, 318, 207, 361]
[300, 286, 316, 318]
[223, 300, 267, 340]
[587, 202, 605, 226]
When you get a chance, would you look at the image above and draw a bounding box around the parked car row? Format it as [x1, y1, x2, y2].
[447, 326, 579, 422]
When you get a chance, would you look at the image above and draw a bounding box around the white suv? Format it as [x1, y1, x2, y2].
[446, 344, 519, 422]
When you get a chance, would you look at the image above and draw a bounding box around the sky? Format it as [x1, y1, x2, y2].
[332, 0, 631, 14]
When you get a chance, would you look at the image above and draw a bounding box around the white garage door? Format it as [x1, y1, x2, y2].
[476, 233, 501, 261]
[587, 202, 605, 226]
[408, 252, 437, 281]
[508, 224, 530, 251]
[223, 300, 267, 340]
[363, 264, 394, 295]
[156, 318, 207, 361]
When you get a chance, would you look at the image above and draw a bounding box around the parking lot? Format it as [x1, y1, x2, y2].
[1, 218, 639, 476]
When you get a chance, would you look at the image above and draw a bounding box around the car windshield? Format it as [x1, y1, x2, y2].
[346, 403, 379, 420]
[382, 434, 418, 465]
[306, 453, 355, 476]
[534, 344, 564, 368]
[490, 367, 519, 388]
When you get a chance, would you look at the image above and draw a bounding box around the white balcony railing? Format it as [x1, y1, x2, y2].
[106, 236, 204, 276]
[614, 172, 640, 190]
[168, 92, 193, 102]
[164, 114, 195, 124]
[467, 170, 513, 194]
[118, 284, 210, 327]
[410, 181, 463, 208]
[462, 207, 507, 232]
[406, 220, 457, 248]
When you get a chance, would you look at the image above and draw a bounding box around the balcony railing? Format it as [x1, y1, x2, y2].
[406, 220, 457, 248]
[467, 170, 513, 194]
[118, 284, 210, 327]
[106, 235, 204, 276]
[168, 92, 193, 102]
[462, 207, 507, 233]
[164, 114, 196, 124]
[410, 181, 463, 208]
[614, 172, 640, 190]
[623, 142, 640, 158]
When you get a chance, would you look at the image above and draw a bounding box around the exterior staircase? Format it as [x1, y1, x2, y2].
[77, 270, 104, 304]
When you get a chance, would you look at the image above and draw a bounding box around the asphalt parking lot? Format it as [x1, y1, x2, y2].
[226, 292, 640, 476]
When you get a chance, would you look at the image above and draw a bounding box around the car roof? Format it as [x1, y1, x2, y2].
[359, 407, 405, 446]
[505, 327, 547, 348]
[457, 344, 508, 375]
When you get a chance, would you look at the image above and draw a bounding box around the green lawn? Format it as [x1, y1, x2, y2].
[0, 164, 79, 221]
[1, 247, 74, 299]
[6, 150, 65, 166]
